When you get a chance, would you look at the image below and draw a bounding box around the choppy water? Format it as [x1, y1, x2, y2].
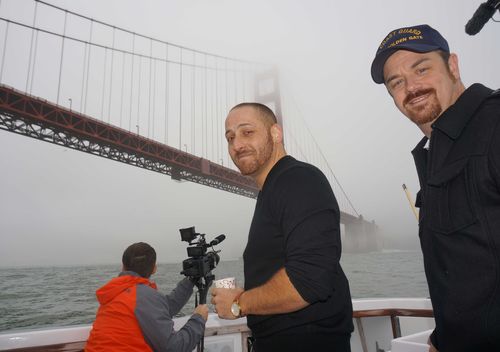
[0, 250, 428, 332]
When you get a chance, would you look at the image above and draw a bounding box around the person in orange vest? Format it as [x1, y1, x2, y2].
[85, 242, 208, 352]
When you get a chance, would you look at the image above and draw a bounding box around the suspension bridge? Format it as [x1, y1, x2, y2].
[0, 0, 379, 252]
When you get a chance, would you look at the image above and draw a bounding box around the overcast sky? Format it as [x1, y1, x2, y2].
[1, 0, 500, 267]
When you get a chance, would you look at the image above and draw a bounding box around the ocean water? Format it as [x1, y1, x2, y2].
[0, 250, 429, 332]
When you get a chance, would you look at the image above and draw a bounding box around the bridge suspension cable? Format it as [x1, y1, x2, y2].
[0, 0, 359, 217]
[281, 89, 359, 217]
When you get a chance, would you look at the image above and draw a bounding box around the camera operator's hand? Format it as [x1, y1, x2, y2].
[210, 287, 244, 320]
[193, 304, 209, 321]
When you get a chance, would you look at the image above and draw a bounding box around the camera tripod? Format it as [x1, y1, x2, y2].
[193, 274, 214, 352]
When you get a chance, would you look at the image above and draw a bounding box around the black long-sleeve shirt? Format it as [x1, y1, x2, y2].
[243, 156, 353, 338]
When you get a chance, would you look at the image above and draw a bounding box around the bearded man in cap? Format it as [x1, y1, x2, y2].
[371, 24, 500, 352]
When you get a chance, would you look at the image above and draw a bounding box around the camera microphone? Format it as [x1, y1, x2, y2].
[209, 235, 226, 246]
[465, 0, 500, 35]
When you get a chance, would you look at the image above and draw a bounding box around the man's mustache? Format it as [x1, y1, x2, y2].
[236, 149, 254, 159]
[404, 88, 435, 106]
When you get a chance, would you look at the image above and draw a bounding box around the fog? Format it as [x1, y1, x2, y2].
[1, 0, 500, 266]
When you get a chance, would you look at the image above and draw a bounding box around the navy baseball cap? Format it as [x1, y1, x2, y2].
[371, 24, 449, 84]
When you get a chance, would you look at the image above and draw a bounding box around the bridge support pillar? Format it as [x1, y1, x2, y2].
[254, 67, 282, 126]
[343, 215, 381, 253]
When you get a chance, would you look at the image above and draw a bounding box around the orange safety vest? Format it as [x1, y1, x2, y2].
[85, 275, 158, 352]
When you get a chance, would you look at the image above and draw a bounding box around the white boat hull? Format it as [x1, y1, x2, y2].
[0, 298, 434, 352]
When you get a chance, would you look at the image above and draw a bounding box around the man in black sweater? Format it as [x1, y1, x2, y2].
[211, 102, 353, 352]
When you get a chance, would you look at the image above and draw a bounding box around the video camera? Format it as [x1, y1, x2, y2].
[180, 226, 225, 278]
[179, 226, 225, 304]
[179, 227, 225, 352]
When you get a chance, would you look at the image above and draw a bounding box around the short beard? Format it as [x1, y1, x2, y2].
[403, 88, 443, 126]
[235, 132, 274, 176]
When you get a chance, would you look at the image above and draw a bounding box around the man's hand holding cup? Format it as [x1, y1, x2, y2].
[210, 277, 244, 320]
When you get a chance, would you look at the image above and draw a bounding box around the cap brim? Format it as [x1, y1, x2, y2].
[370, 43, 443, 84]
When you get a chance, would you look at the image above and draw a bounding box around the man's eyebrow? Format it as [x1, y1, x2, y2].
[225, 123, 254, 135]
[385, 74, 400, 85]
[385, 57, 431, 85]
[411, 57, 430, 69]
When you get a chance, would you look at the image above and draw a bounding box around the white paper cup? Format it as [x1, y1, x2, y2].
[213, 277, 236, 289]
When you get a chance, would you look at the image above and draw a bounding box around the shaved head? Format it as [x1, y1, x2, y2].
[230, 102, 277, 128]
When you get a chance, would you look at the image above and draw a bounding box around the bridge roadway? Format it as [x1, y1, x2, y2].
[0, 84, 378, 251]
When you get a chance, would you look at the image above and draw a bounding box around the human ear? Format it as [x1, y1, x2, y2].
[271, 124, 282, 143]
[448, 53, 461, 81]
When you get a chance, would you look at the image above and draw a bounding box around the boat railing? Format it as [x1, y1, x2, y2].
[353, 307, 434, 352]
[1, 306, 433, 352]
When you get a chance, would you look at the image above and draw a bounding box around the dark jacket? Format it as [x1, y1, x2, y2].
[412, 84, 500, 352]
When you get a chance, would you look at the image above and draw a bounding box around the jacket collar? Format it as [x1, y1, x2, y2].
[411, 136, 429, 190]
[431, 83, 493, 140]
[412, 136, 429, 154]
